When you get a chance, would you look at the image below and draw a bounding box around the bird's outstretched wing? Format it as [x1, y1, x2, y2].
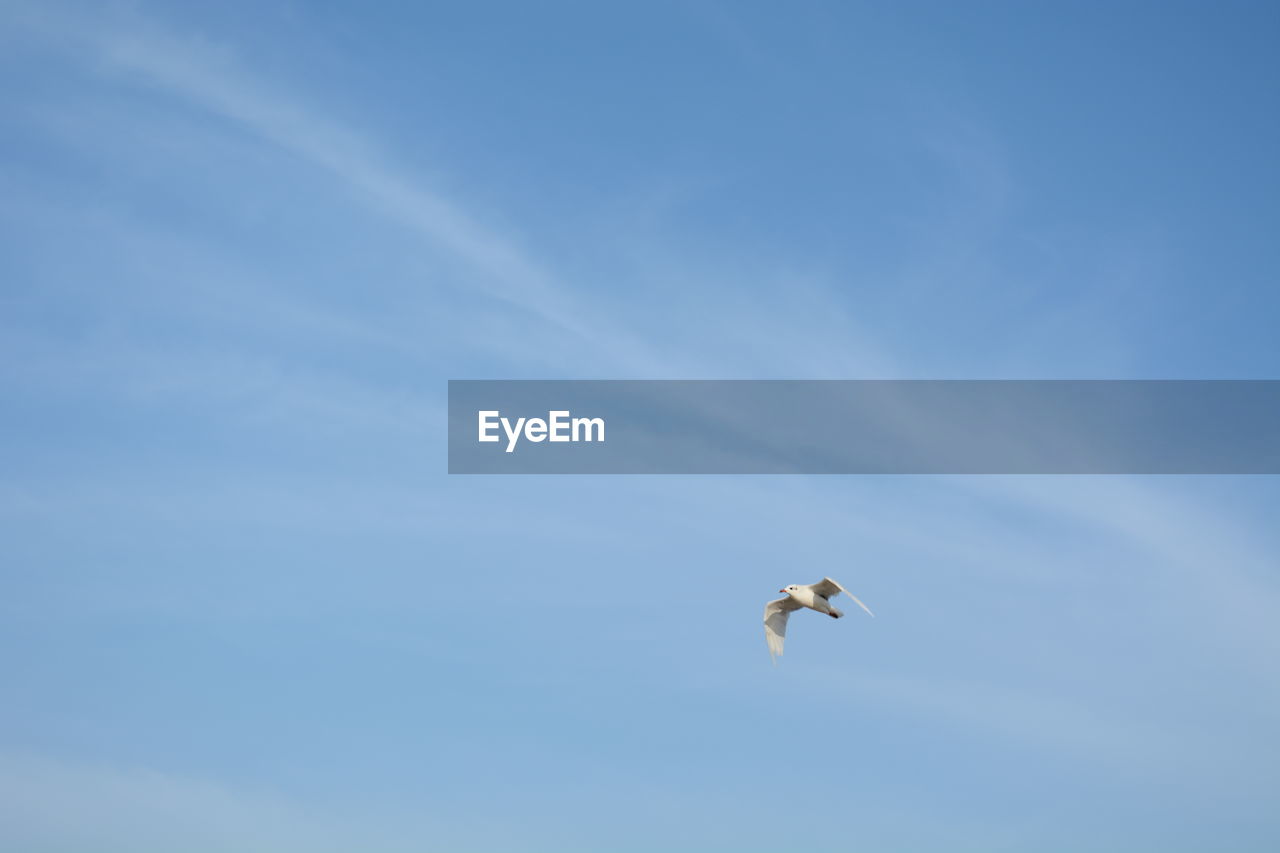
[808, 577, 875, 617]
[763, 596, 802, 661]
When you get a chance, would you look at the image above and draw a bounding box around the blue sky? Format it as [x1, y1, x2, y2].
[2, 1, 1279, 851]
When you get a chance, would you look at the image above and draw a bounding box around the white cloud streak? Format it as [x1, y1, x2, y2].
[0, 753, 450, 853]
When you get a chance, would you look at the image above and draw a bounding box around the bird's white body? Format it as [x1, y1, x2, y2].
[781, 585, 842, 616]
[763, 577, 873, 661]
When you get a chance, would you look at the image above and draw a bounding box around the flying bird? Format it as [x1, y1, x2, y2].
[763, 577, 874, 661]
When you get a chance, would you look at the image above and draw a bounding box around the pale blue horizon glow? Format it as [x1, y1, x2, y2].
[2, 2, 1279, 851]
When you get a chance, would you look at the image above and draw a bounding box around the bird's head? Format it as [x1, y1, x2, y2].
[780, 585, 799, 595]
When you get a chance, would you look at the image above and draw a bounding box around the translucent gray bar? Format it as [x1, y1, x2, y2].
[447, 380, 1280, 474]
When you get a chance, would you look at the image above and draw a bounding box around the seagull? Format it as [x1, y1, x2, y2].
[763, 577, 874, 661]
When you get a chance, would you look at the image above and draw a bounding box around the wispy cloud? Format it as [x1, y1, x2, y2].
[0, 753, 459, 853]
[6, 2, 911, 381]
[85, 16, 679, 375]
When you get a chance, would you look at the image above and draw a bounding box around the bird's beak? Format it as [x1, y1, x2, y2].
[779, 589, 787, 594]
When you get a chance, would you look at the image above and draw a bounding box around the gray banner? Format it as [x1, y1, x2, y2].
[447, 380, 1280, 474]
